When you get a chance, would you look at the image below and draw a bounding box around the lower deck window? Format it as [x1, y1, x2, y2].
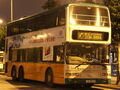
[10, 47, 43, 62]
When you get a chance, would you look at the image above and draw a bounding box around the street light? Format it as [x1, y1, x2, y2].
[0, 19, 3, 24]
[11, 0, 13, 21]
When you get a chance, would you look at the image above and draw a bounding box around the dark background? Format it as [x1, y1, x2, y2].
[0, 0, 45, 22]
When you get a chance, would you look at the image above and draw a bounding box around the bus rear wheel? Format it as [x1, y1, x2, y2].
[18, 67, 24, 82]
[45, 69, 53, 87]
[11, 68, 17, 81]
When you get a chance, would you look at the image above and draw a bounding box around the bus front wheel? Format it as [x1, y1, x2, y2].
[45, 69, 53, 87]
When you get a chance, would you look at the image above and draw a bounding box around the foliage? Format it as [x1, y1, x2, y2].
[42, 0, 58, 10]
[105, 1, 120, 84]
[0, 22, 7, 51]
[105, 0, 120, 42]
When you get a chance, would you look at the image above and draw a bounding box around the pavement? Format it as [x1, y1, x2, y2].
[93, 76, 120, 89]
[95, 84, 120, 90]
[95, 76, 120, 89]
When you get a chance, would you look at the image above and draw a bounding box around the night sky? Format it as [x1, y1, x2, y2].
[0, 0, 45, 22]
[0, 0, 104, 22]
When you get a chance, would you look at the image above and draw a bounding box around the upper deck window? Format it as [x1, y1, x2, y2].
[70, 5, 110, 27]
[7, 6, 66, 36]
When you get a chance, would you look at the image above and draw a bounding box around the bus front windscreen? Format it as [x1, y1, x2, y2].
[66, 44, 109, 64]
[69, 5, 110, 27]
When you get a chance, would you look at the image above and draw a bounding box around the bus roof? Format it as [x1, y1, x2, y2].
[7, 2, 107, 26]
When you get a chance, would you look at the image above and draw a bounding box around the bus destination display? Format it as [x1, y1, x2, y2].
[72, 31, 108, 41]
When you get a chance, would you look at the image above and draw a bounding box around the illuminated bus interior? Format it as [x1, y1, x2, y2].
[70, 5, 110, 27]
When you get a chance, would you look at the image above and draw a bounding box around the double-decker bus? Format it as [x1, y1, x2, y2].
[5, 1, 111, 87]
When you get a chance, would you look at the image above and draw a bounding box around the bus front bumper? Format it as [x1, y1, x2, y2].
[65, 78, 111, 85]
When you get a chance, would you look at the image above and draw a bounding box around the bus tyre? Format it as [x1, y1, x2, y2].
[11, 68, 17, 81]
[45, 69, 53, 87]
[18, 67, 24, 82]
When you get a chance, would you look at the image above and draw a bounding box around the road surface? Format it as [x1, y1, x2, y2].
[0, 74, 120, 90]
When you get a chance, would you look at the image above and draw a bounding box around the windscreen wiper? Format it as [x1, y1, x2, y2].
[75, 62, 87, 68]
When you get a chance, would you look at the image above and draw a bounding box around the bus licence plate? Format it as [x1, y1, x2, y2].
[86, 80, 96, 83]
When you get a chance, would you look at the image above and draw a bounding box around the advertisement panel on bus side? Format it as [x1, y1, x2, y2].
[7, 26, 66, 61]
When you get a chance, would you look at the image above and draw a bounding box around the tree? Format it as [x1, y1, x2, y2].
[42, 0, 58, 10]
[105, 0, 120, 42]
[105, 0, 120, 85]
[0, 22, 7, 51]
